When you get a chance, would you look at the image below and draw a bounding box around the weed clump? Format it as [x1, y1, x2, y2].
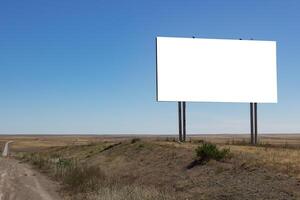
[187, 143, 230, 169]
[131, 138, 141, 144]
[26, 153, 49, 169]
[196, 143, 230, 161]
[63, 165, 105, 192]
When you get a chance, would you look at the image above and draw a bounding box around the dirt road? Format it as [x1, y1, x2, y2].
[2, 141, 13, 157]
[0, 148, 61, 200]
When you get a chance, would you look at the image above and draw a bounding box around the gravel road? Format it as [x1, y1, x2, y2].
[2, 141, 13, 157]
[0, 143, 61, 200]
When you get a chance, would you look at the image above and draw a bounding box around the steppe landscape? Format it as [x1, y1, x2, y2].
[1, 134, 300, 200]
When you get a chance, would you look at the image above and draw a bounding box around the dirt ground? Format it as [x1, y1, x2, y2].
[1, 134, 300, 200]
[0, 157, 61, 200]
[83, 140, 300, 200]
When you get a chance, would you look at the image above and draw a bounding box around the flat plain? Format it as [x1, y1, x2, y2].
[1, 134, 300, 200]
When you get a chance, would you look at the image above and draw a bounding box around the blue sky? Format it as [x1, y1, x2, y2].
[0, 0, 300, 134]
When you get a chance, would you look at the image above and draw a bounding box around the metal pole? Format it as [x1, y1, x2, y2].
[254, 103, 258, 144]
[250, 103, 254, 145]
[178, 102, 182, 142]
[182, 102, 186, 142]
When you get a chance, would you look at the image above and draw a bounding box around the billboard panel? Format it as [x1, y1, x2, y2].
[156, 37, 277, 103]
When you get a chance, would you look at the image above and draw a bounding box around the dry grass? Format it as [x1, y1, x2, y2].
[4, 134, 300, 200]
[19, 155, 174, 200]
[16, 140, 175, 200]
[0, 135, 127, 153]
[85, 185, 174, 200]
[228, 145, 300, 179]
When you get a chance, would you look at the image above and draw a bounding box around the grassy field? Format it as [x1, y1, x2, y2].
[2, 134, 300, 200]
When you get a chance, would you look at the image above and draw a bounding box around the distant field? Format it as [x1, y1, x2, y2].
[1, 134, 300, 152]
[1, 134, 300, 200]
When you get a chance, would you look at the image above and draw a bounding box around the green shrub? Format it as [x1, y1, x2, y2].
[195, 143, 230, 161]
[131, 138, 141, 144]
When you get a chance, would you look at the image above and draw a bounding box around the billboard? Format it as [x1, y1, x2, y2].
[156, 37, 277, 103]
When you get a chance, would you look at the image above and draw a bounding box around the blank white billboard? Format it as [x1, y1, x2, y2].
[156, 37, 277, 103]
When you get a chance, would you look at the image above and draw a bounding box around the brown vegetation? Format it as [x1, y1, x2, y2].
[3, 134, 300, 200]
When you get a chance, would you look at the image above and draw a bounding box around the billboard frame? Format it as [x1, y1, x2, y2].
[155, 36, 277, 144]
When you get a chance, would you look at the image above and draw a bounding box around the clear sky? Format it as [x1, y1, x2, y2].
[1, 0, 300, 134]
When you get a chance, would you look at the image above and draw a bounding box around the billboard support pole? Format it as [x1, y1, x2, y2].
[254, 103, 258, 144]
[178, 102, 182, 142]
[250, 103, 254, 144]
[183, 102, 186, 142]
[250, 102, 258, 145]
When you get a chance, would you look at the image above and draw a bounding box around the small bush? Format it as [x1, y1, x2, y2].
[187, 143, 230, 169]
[196, 143, 230, 161]
[131, 138, 141, 144]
